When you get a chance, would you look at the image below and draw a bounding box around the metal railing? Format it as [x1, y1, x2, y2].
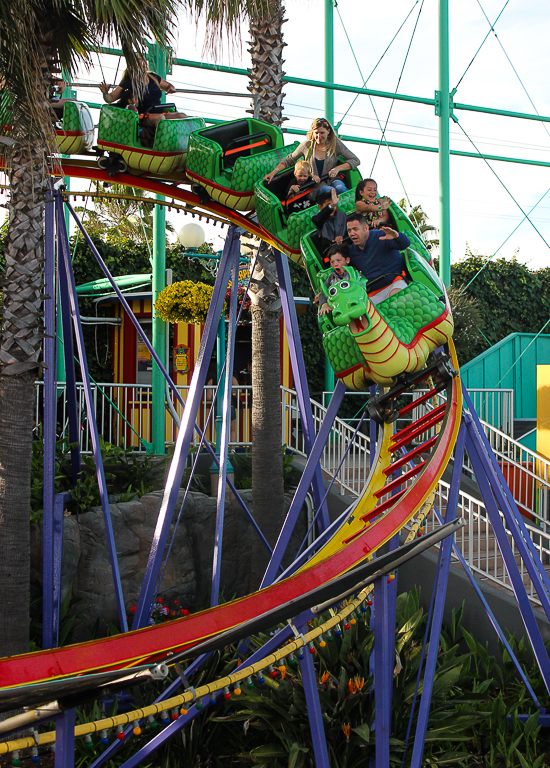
[281, 386, 371, 496]
[425, 480, 550, 607]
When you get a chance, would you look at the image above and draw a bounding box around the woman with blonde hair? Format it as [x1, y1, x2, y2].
[264, 117, 360, 200]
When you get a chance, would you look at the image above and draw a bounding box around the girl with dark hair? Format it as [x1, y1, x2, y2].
[99, 55, 187, 129]
[355, 178, 392, 224]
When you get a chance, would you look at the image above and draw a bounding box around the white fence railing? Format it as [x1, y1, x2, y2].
[281, 387, 371, 497]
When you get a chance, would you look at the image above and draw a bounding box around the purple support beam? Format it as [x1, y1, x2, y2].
[132, 228, 239, 630]
[410, 423, 466, 767]
[465, 424, 550, 693]
[261, 380, 347, 588]
[274, 249, 330, 532]
[462, 387, 550, 612]
[430, 504, 542, 709]
[56, 229, 81, 486]
[373, 573, 394, 768]
[297, 621, 331, 768]
[56, 199, 128, 633]
[88, 654, 214, 768]
[55, 708, 75, 768]
[211, 246, 240, 606]
[64, 201, 263, 565]
[43, 194, 58, 650]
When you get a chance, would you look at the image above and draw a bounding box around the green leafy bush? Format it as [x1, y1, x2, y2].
[31, 431, 156, 521]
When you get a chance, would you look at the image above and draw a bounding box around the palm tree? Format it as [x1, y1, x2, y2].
[398, 198, 440, 253]
[0, 0, 266, 657]
[246, 0, 287, 590]
[76, 183, 175, 246]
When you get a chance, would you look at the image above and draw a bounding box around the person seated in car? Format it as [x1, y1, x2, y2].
[311, 187, 348, 262]
[317, 244, 352, 315]
[355, 178, 392, 225]
[100, 54, 187, 129]
[49, 79, 76, 121]
[346, 213, 410, 305]
[284, 160, 317, 213]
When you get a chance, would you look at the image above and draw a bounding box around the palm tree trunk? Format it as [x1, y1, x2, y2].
[248, 253, 284, 589]
[247, 0, 287, 124]
[247, 1, 287, 590]
[0, 147, 47, 656]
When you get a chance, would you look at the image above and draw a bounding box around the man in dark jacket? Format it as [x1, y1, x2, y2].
[346, 213, 410, 304]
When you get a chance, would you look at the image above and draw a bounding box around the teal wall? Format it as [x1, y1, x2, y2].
[461, 333, 550, 420]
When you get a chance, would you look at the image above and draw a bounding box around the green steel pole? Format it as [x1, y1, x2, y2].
[438, 0, 451, 288]
[149, 43, 167, 455]
[324, 0, 336, 396]
[325, 0, 334, 125]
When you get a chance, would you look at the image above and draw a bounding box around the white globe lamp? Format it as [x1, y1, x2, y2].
[178, 222, 206, 249]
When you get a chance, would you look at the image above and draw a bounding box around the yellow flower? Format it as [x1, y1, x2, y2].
[154, 281, 215, 325]
[342, 723, 351, 740]
[319, 672, 329, 685]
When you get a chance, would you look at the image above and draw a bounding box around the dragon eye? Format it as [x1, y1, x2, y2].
[329, 285, 338, 297]
[339, 281, 350, 290]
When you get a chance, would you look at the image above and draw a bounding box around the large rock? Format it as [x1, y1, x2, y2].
[31, 490, 304, 641]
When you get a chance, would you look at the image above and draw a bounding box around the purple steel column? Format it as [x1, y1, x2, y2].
[430, 504, 542, 708]
[465, 425, 550, 693]
[132, 228, 239, 630]
[55, 216, 81, 485]
[261, 380, 347, 588]
[297, 621, 331, 768]
[410, 423, 466, 768]
[43, 193, 58, 649]
[274, 249, 330, 532]
[373, 572, 394, 768]
[56, 198, 128, 633]
[55, 708, 75, 768]
[211, 245, 240, 606]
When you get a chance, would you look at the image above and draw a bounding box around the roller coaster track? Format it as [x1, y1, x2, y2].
[0, 160, 462, 716]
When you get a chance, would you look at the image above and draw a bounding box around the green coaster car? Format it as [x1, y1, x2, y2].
[301, 231, 453, 389]
[254, 166, 362, 261]
[96, 105, 205, 177]
[55, 101, 94, 155]
[185, 118, 300, 211]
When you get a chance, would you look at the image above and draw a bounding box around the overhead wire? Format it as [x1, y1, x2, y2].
[333, 4, 418, 223]
[460, 185, 550, 293]
[475, 0, 550, 143]
[370, 0, 424, 174]
[453, 0, 510, 92]
[455, 121, 550, 250]
[335, 0, 421, 130]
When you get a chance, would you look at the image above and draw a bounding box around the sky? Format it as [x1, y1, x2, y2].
[41, 0, 550, 270]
